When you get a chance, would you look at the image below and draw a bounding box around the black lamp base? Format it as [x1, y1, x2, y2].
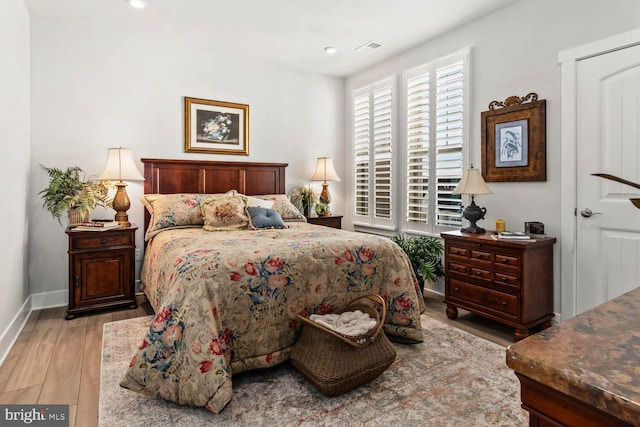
[460, 196, 487, 234]
[461, 225, 486, 234]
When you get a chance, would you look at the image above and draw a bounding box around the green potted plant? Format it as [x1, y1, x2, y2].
[288, 184, 318, 217]
[391, 234, 444, 293]
[39, 165, 113, 225]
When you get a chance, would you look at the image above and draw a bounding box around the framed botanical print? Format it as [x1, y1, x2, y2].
[184, 97, 249, 155]
[481, 93, 546, 182]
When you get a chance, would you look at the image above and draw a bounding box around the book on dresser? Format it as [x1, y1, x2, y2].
[493, 231, 532, 240]
[73, 220, 121, 231]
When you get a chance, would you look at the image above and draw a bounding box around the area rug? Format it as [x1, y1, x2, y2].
[99, 315, 527, 426]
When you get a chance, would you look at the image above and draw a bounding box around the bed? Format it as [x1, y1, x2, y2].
[120, 158, 424, 413]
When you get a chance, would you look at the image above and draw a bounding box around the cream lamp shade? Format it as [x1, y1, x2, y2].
[453, 168, 492, 196]
[311, 157, 341, 216]
[99, 147, 145, 227]
[452, 166, 492, 233]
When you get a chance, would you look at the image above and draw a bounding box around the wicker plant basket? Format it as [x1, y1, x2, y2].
[290, 294, 396, 397]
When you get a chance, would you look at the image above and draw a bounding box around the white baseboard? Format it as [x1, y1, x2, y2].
[0, 297, 32, 367]
[30, 289, 68, 310]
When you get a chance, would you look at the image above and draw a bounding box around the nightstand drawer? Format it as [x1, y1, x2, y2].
[449, 279, 518, 317]
[70, 233, 134, 250]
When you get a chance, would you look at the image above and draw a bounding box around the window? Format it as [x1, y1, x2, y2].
[404, 52, 467, 234]
[352, 49, 468, 235]
[352, 77, 396, 229]
[352, 49, 469, 234]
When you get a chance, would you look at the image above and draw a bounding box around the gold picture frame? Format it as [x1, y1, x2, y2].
[184, 97, 249, 155]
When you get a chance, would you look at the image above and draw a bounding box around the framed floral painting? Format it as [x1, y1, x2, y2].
[184, 97, 249, 155]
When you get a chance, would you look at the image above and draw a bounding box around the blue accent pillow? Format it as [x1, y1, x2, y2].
[247, 207, 287, 229]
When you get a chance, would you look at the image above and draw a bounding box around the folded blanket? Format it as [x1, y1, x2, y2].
[309, 310, 377, 336]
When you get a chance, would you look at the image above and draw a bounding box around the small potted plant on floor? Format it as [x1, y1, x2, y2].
[39, 165, 113, 225]
[391, 234, 445, 294]
[288, 184, 319, 217]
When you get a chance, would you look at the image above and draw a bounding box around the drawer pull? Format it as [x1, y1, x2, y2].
[454, 287, 460, 292]
[501, 258, 508, 263]
[101, 238, 108, 245]
[74, 276, 80, 288]
[453, 266, 458, 270]
[476, 271, 482, 276]
[502, 301, 507, 306]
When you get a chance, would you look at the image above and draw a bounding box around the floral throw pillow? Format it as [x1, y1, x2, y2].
[141, 193, 204, 241]
[202, 194, 250, 231]
[254, 194, 306, 222]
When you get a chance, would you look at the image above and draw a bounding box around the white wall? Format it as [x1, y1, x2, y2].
[345, 0, 640, 313]
[27, 16, 345, 302]
[0, 0, 31, 362]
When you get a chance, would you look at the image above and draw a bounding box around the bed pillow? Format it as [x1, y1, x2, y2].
[254, 194, 306, 222]
[247, 207, 287, 229]
[141, 193, 205, 241]
[202, 193, 251, 231]
[141, 191, 238, 240]
[245, 195, 275, 209]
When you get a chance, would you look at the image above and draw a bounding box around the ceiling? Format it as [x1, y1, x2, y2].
[23, 0, 518, 77]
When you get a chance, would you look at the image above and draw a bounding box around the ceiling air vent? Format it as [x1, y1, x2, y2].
[355, 41, 383, 53]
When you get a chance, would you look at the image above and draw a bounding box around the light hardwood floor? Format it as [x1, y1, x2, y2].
[0, 292, 513, 426]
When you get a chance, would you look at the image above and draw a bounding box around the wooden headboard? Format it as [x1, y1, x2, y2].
[141, 158, 288, 229]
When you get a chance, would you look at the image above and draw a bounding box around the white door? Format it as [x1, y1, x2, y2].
[575, 43, 640, 314]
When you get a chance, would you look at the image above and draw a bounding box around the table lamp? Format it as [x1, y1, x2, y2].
[311, 157, 341, 216]
[99, 147, 145, 227]
[453, 165, 492, 233]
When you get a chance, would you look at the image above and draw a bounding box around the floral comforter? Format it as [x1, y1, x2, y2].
[120, 222, 424, 413]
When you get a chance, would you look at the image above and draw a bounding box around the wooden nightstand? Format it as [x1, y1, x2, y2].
[441, 230, 556, 341]
[306, 215, 342, 229]
[65, 224, 138, 319]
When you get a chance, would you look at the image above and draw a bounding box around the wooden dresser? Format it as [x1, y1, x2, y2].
[441, 230, 556, 341]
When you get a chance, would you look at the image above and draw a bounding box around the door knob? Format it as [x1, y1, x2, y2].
[580, 208, 602, 218]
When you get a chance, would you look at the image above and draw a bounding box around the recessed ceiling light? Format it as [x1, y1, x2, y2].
[128, 0, 147, 9]
[324, 46, 337, 55]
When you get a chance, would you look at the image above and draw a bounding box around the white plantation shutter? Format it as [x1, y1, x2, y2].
[353, 93, 370, 217]
[405, 69, 431, 227]
[372, 84, 393, 220]
[352, 77, 396, 228]
[403, 50, 467, 234]
[434, 59, 464, 228]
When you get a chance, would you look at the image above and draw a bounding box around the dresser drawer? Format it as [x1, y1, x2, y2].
[448, 262, 469, 275]
[449, 279, 519, 317]
[448, 245, 469, 258]
[494, 253, 520, 268]
[70, 233, 134, 250]
[469, 267, 492, 281]
[470, 249, 492, 262]
[495, 272, 520, 288]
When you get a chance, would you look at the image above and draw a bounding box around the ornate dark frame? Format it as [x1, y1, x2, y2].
[481, 93, 546, 182]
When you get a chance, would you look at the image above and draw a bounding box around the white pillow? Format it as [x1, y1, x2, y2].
[246, 195, 274, 209]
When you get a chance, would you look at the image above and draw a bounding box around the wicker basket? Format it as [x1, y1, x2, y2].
[290, 294, 396, 397]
